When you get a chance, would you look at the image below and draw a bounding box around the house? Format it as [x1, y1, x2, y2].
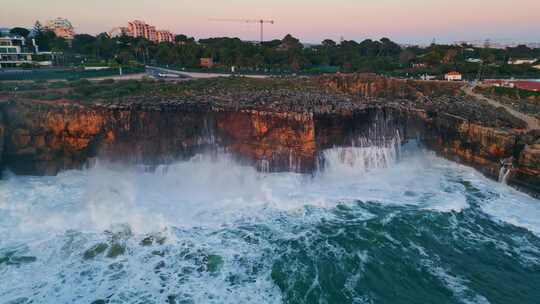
[411, 62, 427, 69]
[444, 71, 462, 81]
[0, 36, 34, 68]
[508, 58, 538, 65]
[200, 57, 214, 68]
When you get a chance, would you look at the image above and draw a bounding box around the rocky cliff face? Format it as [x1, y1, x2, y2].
[216, 110, 316, 173]
[318, 74, 463, 99]
[0, 75, 538, 195]
[0, 109, 4, 168]
[0, 101, 320, 175]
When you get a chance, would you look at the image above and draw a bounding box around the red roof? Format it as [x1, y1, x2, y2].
[486, 80, 540, 92]
[446, 71, 461, 76]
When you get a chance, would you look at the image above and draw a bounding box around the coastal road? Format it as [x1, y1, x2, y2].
[145, 66, 269, 79]
[463, 83, 540, 130]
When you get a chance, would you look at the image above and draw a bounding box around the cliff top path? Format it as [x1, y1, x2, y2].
[463, 83, 540, 131]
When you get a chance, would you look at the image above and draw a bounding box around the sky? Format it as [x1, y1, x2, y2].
[1, 0, 539, 44]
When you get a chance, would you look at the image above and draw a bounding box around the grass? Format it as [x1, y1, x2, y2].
[1, 76, 316, 104]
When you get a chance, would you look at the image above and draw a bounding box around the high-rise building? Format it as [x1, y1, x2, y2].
[45, 18, 75, 40]
[126, 20, 157, 42]
[156, 30, 174, 43]
[121, 20, 174, 43]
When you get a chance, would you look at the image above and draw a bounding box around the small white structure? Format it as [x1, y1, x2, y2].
[444, 71, 462, 81]
[508, 58, 538, 65]
[420, 74, 437, 81]
[466, 58, 483, 63]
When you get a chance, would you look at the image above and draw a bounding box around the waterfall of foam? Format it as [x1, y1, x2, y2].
[322, 129, 402, 174]
[319, 109, 403, 174]
[498, 157, 514, 184]
[498, 166, 512, 184]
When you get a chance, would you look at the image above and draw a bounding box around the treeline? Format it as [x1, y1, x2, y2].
[5, 21, 540, 78]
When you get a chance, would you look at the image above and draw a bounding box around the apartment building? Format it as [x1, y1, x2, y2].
[45, 18, 75, 40]
[0, 36, 34, 68]
[156, 30, 174, 43]
[120, 20, 174, 43]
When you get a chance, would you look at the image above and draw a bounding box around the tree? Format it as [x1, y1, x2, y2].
[95, 33, 118, 59]
[322, 39, 336, 47]
[399, 49, 416, 65]
[72, 34, 97, 55]
[379, 37, 401, 56]
[32, 21, 43, 36]
[9, 27, 30, 38]
[50, 37, 68, 52]
[33, 23, 57, 52]
[281, 34, 302, 50]
[442, 49, 458, 64]
[175, 34, 195, 44]
[357, 39, 379, 56]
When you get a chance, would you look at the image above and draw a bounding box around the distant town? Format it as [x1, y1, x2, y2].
[1, 17, 539, 91]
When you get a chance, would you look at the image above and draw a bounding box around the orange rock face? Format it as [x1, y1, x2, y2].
[0, 99, 538, 194]
[216, 110, 316, 172]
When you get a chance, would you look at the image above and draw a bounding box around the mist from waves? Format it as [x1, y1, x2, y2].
[1, 141, 540, 303]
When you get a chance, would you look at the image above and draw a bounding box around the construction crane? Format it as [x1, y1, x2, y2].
[209, 19, 275, 43]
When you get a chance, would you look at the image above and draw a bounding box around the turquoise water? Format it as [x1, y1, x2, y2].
[1, 145, 539, 304]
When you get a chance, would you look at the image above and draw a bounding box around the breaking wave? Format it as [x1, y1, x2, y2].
[1, 141, 540, 303]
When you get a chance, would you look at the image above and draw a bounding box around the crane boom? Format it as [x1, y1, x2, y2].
[209, 18, 275, 43]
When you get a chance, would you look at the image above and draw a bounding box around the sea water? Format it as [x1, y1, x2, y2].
[1, 142, 540, 304]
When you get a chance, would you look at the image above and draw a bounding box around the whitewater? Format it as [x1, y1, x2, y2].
[1, 141, 540, 304]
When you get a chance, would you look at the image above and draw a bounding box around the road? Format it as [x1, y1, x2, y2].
[145, 66, 269, 79]
[88, 73, 148, 81]
[463, 83, 540, 130]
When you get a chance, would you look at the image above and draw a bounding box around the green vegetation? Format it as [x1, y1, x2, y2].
[34, 30, 540, 78]
[4, 21, 540, 79]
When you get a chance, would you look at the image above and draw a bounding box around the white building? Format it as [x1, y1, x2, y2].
[508, 58, 538, 65]
[444, 71, 462, 81]
[420, 74, 437, 81]
[0, 36, 34, 68]
[466, 58, 483, 63]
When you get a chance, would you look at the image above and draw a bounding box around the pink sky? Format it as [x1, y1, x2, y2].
[1, 0, 539, 43]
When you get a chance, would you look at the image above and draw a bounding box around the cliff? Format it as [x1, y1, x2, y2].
[318, 73, 463, 99]
[0, 75, 538, 194]
[0, 109, 4, 167]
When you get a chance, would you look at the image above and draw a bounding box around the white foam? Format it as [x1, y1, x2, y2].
[1, 145, 540, 302]
[2, 146, 539, 237]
